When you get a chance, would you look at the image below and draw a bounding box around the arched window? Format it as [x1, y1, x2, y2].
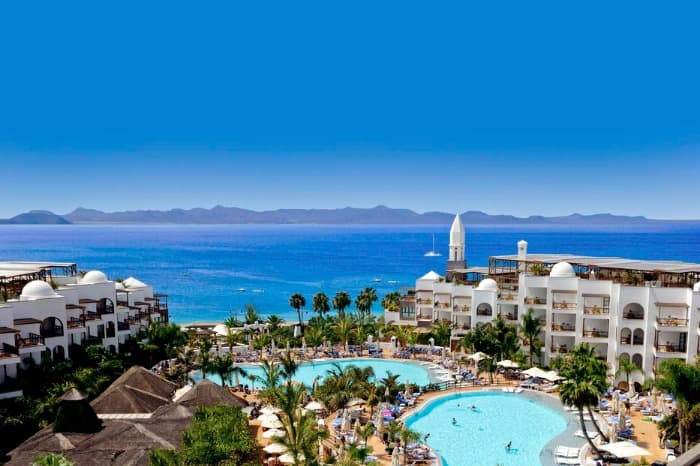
[53, 345, 66, 361]
[40, 317, 64, 338]
[620, 328, 631, 344]
[632, 353, 643, 368]
[632, 329, 644, 345]
[619, 352, 630, 362]
[97, 298, 114, 315]
[622, 303, 644, 320]
[476, 303, 492, 316]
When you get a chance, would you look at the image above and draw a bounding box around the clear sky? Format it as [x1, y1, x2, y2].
[1, 2, 699, 219]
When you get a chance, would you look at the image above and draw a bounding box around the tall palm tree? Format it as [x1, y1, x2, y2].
[615, 356, 642, 390]
[197, 337, 214, 380]
[333, 317, 354, 352]
[355, 288, 377, 321]
[493, 317, 519, 361]
[279, 350, 300, 380]
[267, 314, 284, 332]
[558, 343, 609, 458]
[332, 291, 352, 319]
[656, 359, 700, 453]
[379, 371, 400, 402]
[289, 293, 306, 335]
[312, 292, 330, 320]
[399, 427, 422, 464]
[520, 307, 543, 367]
[430, 319, 452, 348]
[230, 364, 249, 389]
[381, 292, 401, 313]
[212, 353, 234, 387]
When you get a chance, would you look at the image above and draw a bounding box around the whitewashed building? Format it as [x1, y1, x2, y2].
[0, 262, 168, 397]
[385, 215, 700, 388]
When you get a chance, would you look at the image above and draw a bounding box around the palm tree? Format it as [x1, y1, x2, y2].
[493, 317, 519, 361]
[212, 353, 234, 387]
[230, 364, 249, 389]
[267, 314, 284, 332]
[31, 453, 75, 466]
[312, 292, 330, 320]
[355, 288, 377, 321]
[244, 304, 260, 324]
[399, 427, 422, 464]
[558, 343, 609, 458]
[333, 291, 352, 319]
[656, 359, 700, 453]
[304, 322, 325, 349]
[279, 350, 300, 380]
[289, 293, 307, 335]
[381, 292, 400, 313]
[430, 319, 452, 348]
[379, 371, 400, 402]
[615, 356, 642, 391]
[520, 307, 543, 367]
[477, 356, 497, 385]
[333, 317, 354, 352]
[197, 337, 214, 380]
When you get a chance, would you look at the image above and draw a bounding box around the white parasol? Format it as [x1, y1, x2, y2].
[345, 397, 365, 408]
[600, 441, 651, 458]
[341, 411, 352, 432]
[263, 428, 286, 439]
[497, 359, 519, 369]
[258, 413, 280, 423]
[260, 406, 281, 415]
[305, 400, 325, 411]
[279, 452, 303, 464]
[261, 417, 284, 429]
[263, 442, 287, 454]
[391, 446, 401, 466]
[469, 352, 489, 363]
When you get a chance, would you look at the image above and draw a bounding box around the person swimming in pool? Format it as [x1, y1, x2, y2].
[452, 418, 457, 425]
[506, 441, 512, 451]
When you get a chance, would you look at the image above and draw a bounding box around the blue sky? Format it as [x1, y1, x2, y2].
[1, 2, 699, 219]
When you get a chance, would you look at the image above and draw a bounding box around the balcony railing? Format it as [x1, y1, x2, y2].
[551, 323, 575, 332]
[583, 306, 610, 315]
[476, 309, 493, 316]
[499, 293, 517, 301]
[117, 321, 130, 331]
[16, 333, 45, 347]
[582, 330, 609, 338]
[620, 337, 644, 345]
[656, 317, 689, 327]
[623, 312, 644, 320]
[67, 317, 85, 329]
[552, 302, 577, 310]
[84, 311, 100, 321]
[416, 298, 432, 305]
[655, 344, 686, 353]
[1, 343, 19, 357]
[525, 297, 546, 305]
[500, 313, 518, 321]
[453, 305, 471, 312]
[434, 303, 450, 309]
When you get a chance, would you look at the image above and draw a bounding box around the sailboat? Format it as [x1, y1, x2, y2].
[424, 234, 442, 257]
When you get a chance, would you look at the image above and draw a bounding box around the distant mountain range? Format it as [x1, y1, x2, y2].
[0, 206, 694, 225]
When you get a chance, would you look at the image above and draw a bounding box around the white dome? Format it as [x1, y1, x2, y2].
[20, 280, 58, 300]
[81, 270, 109, 284]
[476, 278, 498, 291]
[115, 281, 125, 291]
[694, 282, 700, 293]
[123, 277, 147, 288]
[419, 271, 443, 281]
[550, 262, 576, 278]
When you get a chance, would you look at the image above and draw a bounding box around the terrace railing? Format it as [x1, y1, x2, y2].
[17, 333, 45, 347]
[552, 301, 577, 310]
[551, 323, 575, 332]
[623, 312, 644, 320]
[584, 305, 610, 315]
[41, 325, 64, 338]
[476, 309, 493, 316]
[656, 317, 689, 327]
[525, 297, 546, 305]
[582, 330, 609, 338]
[117, 321, 130, 331]
[655, 343, 686, 353]
[1, 343, 19, 356]
[67, 317, 85, 329]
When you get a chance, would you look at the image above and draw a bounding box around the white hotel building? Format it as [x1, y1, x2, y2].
[0, 262, 168, 397]
[384, 215, 700, 388]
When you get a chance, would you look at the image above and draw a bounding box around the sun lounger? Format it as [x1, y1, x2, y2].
[556, 446, 580, 458]
[556, 456, 580, 465]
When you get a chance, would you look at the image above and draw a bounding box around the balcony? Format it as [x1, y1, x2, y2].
[41, 324, 64, 338]
[525, 297, 547, 305]
[117, 321, 130, 331]
[415, 298, 432, 305]
[656, 317, 689, 328]
[453, 305, 471, 312]
[67, 317, 85, 329]
[583, 305, 609, 315]
[476, 309, 493, 316]
[582, 330, 609, 338]
[16, 333, 45, 348]
[84, 311, 101, 322]
[499, 293, 517, 302]
[501, 313, 518, 321]
[552, 301, 577, 311]
[434, 302, 450, 310]
[0, 343, 19, 359]
[655, 343, 686, 354]
[620, 336, 644, 345]
[551, 323, 575, 332]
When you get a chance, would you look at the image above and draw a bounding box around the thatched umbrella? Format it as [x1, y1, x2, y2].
[54, 388, 102, 433]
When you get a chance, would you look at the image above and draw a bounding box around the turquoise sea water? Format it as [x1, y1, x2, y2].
[196, 358, 436, 388]
[405, 392, 567, 466]
[1, 223, 699, 323]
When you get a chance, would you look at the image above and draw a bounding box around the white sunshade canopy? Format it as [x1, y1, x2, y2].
[263, 442, 288, 454]
[261, 417, 284, 429]
[305, 401, 325, 411]
[468, 352, 489, 362]
[522, 367, 549, 379]
[260, 406, 282, 415]
[543, 370, 563, 382]
[279, 453, 303, 464]
[257, 413, 280, 423]
[600, 441, 651, 458]
[262, 428, 286, 439]
[497, 359, 519, 368]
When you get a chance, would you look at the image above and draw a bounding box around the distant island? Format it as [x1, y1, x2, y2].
[0, 206, 697, 225]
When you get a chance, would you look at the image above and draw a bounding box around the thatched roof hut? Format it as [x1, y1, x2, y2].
[176, 379, 248, 408]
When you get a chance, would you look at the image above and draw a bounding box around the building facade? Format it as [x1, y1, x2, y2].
[0, 262, 168, 397]
[385, 215, 700, 388]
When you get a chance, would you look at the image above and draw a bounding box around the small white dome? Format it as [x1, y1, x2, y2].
[123, 277, 147, 288]
[20, 280, 58, 300]
[115, 281, 125, 291]
[550, 262, 576, 278]
[694, 282, 700, 292]
[81, 270, 109, 284]
[419, 271, 443, 281]
[476, 278, 498, 291]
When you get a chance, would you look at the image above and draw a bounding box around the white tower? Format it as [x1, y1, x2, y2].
[447, 214, 466, 268]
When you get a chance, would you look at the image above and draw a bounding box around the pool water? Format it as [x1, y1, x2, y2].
[202, 358, 437, 387]
[405, 392, 566, 466]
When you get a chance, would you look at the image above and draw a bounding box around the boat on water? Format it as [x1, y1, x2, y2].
[237, 288, 247, 292]
[373, 278, 382, 283]
[252, 289, 264, 293]
[424, 234, 442, 257]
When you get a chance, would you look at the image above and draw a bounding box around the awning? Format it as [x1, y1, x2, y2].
[600, 441, 651, 458]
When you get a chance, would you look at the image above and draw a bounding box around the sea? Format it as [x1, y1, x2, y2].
[1, 223, 699, 325]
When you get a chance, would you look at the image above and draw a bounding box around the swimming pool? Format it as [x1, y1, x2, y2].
[201, 358, 439, 387]
[405, 392, 567, 466]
